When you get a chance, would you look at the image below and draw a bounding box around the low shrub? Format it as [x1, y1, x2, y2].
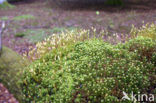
[21, 36, 156, 103]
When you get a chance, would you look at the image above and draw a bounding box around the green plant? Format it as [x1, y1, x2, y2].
[0, 16, 9, 21]
[119, 36, 156, 93]
[131, 24, 156, 40]
[0, 46, 28, 102]
[21, 36, 156, 103]
[65, 39, 151, 103]
[26, 29, 89, 61]
[120, 36, 156, 62]
[15, 32, 25, 37]
[19, 24, 156, 102]
[13, 14, 35, 21]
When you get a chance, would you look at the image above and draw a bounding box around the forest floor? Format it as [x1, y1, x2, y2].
[0, 0, 156, 55]
[0, 0, 156, 102]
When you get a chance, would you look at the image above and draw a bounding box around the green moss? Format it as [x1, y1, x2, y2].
[0, 16, 9, 21]
[13, 14, 35, 21]
[15, 32, 26, 37]
[0, 46, 28, 102]
[21, 37, 156, 103]
[131, 24, 156, 40]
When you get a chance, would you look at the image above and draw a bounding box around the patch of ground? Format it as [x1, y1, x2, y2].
[0, 83, 18, 103]
[0, 0, 156, 54]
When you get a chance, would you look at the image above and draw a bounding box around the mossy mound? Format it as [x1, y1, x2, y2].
[21, 37, 156, 103]
[0, 46, 28, 102]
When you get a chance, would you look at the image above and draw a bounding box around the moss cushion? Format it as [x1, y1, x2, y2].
[0, 46, 28, 101]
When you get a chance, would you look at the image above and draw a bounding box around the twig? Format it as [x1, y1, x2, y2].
[0, 21, 5, 52]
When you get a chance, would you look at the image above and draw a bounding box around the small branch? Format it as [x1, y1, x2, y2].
[0, 21, 5, 52]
